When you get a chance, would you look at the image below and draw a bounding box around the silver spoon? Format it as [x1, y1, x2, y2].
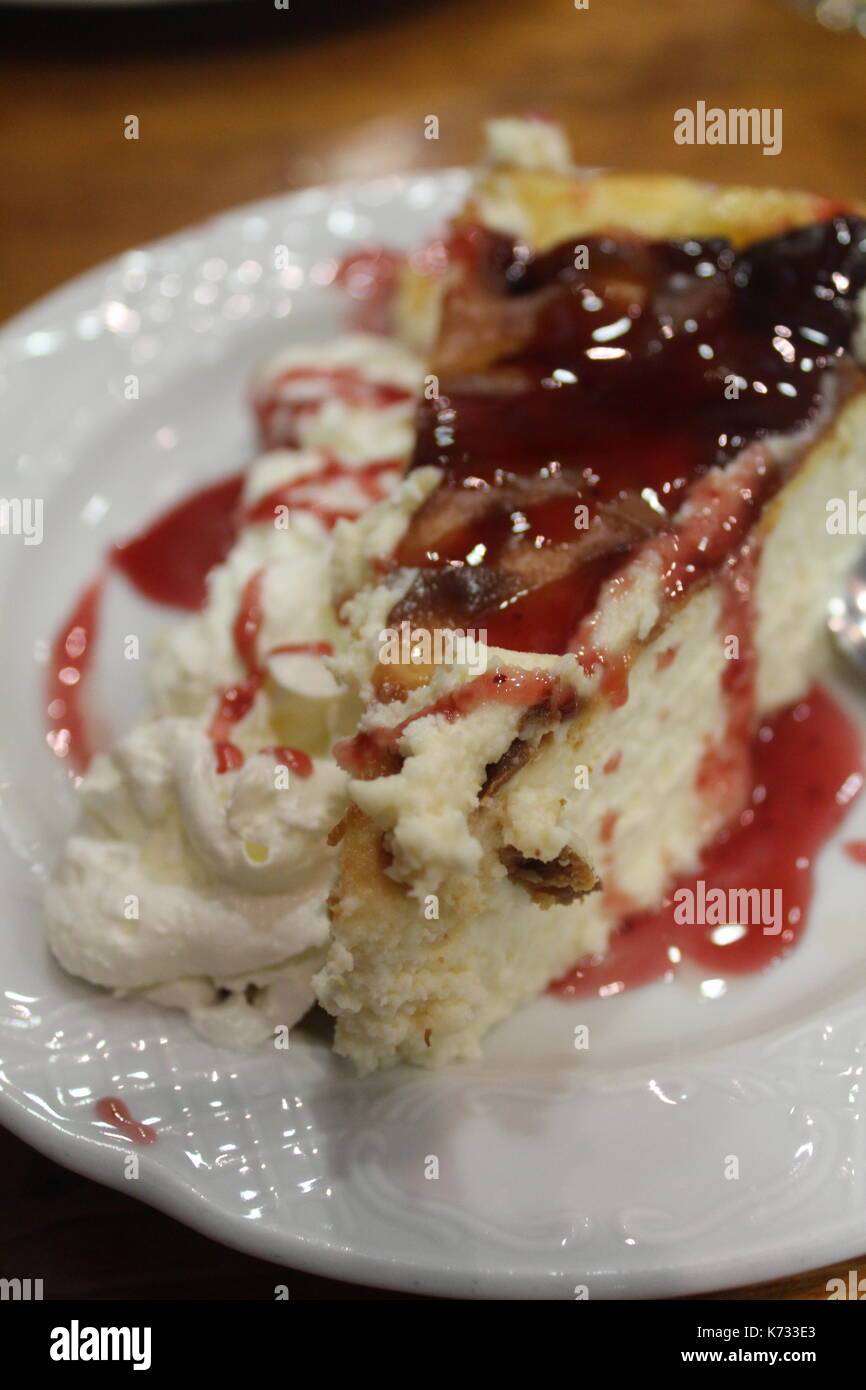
[828, 550, 866, 677]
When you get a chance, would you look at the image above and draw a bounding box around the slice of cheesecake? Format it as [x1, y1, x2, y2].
[314, 123, 866, 1072]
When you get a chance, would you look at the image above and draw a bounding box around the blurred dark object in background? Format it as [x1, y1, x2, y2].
[4, 0, 427, 57]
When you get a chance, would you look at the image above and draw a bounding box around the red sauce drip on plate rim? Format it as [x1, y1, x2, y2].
[551, 684, 864, 999]
[45, 578, 106, 773]
[94, 1096, 157, 1145]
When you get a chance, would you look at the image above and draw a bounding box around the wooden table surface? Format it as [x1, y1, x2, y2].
[2, 0, 865, 1300]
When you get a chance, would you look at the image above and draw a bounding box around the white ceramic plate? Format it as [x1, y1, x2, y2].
[2, 170, 866, 1301]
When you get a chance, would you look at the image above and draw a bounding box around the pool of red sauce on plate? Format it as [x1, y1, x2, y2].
[113, 473, 245, 612]
[552, 684, 863, 998]
[94, 1096, 157, 1146]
